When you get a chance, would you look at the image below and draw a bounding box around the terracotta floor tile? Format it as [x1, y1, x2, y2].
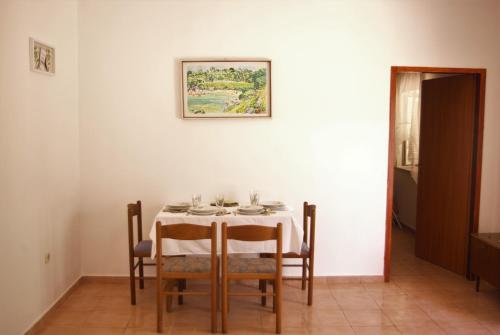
[440, 325, 492, 335]
[96, 296, 137, 312]
[70, 283, 106, 297]
[427, 306, 482, 327]
[76, 327, 125, 335]
[59, 294, 102, 312]
[384, 307, 432, 326]
[303, 309, 350, 327]
[84, 310, 132, 328]
[351, 325, 401, 334]
[374, 295, 420, 311]
[127, 309, 174, 330]
[32, 325, 79, 335]
[308, 325, 355, 334]
[396, 323, 446, 334]
[43, 309, 89, 327]
[166, 326, 211, 334]
[344, 310, 393, 327]
[330, 284, 367, 297]
[336, 294, 380, 311]
[123, 329, 164, 335]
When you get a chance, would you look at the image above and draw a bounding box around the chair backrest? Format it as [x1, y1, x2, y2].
[127, 200, 143, 255]
[221, 223, 283, 274]
[155, 222, 217, 276]
[303, 202, 316, 254]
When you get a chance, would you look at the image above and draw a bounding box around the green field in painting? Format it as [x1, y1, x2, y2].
[188, 90, 239, 114]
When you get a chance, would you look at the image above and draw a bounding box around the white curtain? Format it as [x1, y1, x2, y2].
[395, 73, 422, 180]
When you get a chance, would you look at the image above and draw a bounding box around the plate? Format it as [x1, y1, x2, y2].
[189, 206, 218, 214]
[188, 210, 218, 216]
[167, 202, 191, 208]
[261, 201, 285, 208]
[236, 209, 265, 215]
[164, 207, 188, 213]
[261, 201, 287, 210]
[238, 205, 264, 212]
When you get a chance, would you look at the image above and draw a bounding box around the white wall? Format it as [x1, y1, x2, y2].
[0, 1, 80, 334]
[78, 0, 500, 277]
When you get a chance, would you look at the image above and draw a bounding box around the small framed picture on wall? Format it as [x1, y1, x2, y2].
[29, 38, 55, 75]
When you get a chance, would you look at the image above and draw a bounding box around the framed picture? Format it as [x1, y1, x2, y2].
[29, 38, 55, 75]
[182, 60, 271, 119]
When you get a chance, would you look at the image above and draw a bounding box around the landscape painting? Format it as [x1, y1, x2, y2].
[182, 60, 271, 119]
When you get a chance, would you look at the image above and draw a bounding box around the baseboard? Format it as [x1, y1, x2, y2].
[80, 274, 383, 284]
[25, 275, 83, 335]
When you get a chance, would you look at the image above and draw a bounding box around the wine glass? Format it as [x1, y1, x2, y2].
[215, 194, 225, 211]
[249, 190, 260, 206]
[192, 193, 202, 208]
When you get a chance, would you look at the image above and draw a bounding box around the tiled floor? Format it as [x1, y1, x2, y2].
[32, 228, 500, 334]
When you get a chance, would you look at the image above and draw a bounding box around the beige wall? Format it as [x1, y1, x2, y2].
[78, 0, 500, 277]
[0, 1, 80, 334]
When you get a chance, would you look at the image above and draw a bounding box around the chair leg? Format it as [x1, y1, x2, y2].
[139, 257, 145, 289]
[301, 258, 307, 290]
[222, 277, 228, 333]
[166, 280, 173, 312]
[260, 280, 267, 306]
[276, 277, 282, 334]
[129, 258, 136, 305]
[178, 279, 184, 305]
[211, 271, 217, 333]
[216, 264, 220, 311]
[272, 281, 276, 313]
[157, 279, 163, 333]
[307, 257, 314, 306]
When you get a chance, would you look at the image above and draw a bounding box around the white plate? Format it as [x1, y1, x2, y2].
[189, 206, 218, 213]
[261, 201, 285, 208]
[238, 205, 264, 212]
[167, 202, 191, 208]
[236, 209, 265, 215]
[188, 210, 218, 216]
[164, 208, 188, 213]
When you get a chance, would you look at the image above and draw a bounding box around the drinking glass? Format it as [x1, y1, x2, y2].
[192, 193, 202, 208]
[215, 194, 225, 210]
[249, 190, 260, 206]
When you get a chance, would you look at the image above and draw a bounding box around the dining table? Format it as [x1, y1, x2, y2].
[149, 205, 304, 258]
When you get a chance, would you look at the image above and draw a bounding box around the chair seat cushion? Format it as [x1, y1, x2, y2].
[134, 240, 152, 257]
[228, 257, 276, 273]
[164, 256, 212, 273]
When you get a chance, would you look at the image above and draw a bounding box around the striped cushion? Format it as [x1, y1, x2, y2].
[164, 256, 211, 273]
[228, 257, 276, 273]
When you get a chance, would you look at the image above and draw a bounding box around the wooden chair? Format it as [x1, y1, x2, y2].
[221, 223, 283, 334]
[283, 202, 316, 305]
[155, 222, 218, 333]
[128, 200, 155, 305]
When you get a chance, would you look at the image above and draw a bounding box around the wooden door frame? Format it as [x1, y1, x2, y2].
[384, 66, 487, 282]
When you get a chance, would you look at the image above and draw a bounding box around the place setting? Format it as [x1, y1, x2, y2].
[164, 193, 232, 216]
[163, 191, 290, 217]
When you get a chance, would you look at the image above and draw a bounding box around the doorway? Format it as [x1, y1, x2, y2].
[384, 66, 487, 282]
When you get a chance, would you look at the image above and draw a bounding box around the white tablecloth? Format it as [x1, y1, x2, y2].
[150, 208, 303, 258]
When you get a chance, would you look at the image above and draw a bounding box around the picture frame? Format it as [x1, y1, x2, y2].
[29, 38, 55, 75]
[181, 60, 271, 119]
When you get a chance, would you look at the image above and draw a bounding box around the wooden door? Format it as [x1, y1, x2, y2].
[415, 74, 477, 275]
